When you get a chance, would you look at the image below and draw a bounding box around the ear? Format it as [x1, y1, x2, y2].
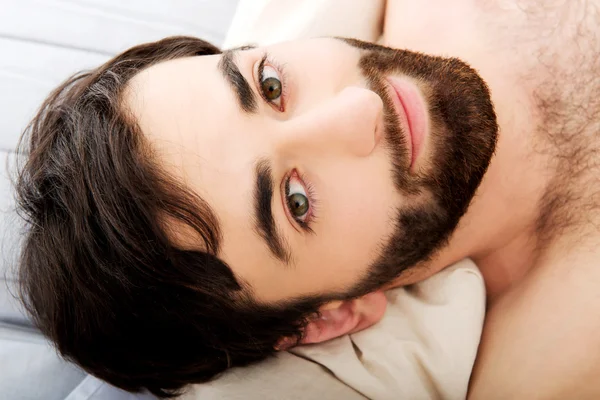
[294, 291, 387, 347]
[275, 291, 388, 350]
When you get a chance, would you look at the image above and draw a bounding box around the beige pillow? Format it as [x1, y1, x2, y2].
[182, 259, 485, 400]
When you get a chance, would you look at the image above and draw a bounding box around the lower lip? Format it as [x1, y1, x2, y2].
[385, 77, 427, 169]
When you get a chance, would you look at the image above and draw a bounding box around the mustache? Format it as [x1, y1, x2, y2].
[348, 42, 423, 194]
[364, 72, 415, 191]
[342, 36, 499, 196]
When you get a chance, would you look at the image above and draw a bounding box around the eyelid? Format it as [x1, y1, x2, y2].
[255, 52, 288, 112]
[281, 169, 317, 234]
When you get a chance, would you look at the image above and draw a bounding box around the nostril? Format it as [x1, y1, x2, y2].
[374, 118, 383, 148]
[371, 95, 385, 151]
[375, 108, 385, 146]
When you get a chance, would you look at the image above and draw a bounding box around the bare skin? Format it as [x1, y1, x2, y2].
[127, 0, 599, 397]
[380, 0, 600, 397]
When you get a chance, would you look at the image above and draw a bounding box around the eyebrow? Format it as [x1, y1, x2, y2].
[218, 48, 258, 114]
[253, 159, 293, 265]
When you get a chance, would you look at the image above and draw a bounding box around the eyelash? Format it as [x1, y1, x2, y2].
[257, 53, 289, 112]
[283, 170, 318, 234]
[253, 53, 316, 232]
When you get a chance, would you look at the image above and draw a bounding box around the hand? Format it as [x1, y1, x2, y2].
[224, 0, 387, 49]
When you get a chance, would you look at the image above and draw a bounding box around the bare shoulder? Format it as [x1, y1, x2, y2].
[468, 244, 600, 399]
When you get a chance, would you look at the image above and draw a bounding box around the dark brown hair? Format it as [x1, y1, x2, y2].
[14, 36, 324, 397]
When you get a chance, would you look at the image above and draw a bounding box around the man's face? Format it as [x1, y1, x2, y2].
[126, 38, 497, 304]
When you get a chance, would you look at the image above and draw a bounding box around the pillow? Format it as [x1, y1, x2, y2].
[183, 260, 485, 400]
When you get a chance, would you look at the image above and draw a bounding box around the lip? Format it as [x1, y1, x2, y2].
[384, 77, 427, 169]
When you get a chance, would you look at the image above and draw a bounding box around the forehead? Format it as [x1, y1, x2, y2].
[126, 54, 225, 169]
[124, 50, 293, 295]
[125, 50, 267, 198]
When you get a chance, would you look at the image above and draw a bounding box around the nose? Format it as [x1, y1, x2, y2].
[278, 86, 384, 158]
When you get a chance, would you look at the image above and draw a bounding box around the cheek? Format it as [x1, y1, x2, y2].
[331, 184, 395, 250]
[309, 167, 398, 288]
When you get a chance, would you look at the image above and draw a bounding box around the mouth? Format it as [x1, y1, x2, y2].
[384, 76, 428, 170]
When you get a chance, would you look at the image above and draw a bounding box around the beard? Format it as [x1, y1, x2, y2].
[338, 38, 499, 298]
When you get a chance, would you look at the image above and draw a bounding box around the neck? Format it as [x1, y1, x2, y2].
[450, 60, 600, 301]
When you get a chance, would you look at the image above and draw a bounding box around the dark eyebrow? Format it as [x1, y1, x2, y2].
[218, 48, 258, 114]
[253, 159, 293, 265]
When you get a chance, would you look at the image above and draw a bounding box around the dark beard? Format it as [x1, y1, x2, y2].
[338, 38, 499, 298]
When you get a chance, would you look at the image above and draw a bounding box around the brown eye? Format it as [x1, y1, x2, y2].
[259, 64, 283, 108]
[285, 172, 313, 228]
[287, 193, 308, 218]
[261, 76, 281, 101]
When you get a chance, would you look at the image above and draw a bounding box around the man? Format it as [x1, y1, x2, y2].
[14, 0, 599, 398]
